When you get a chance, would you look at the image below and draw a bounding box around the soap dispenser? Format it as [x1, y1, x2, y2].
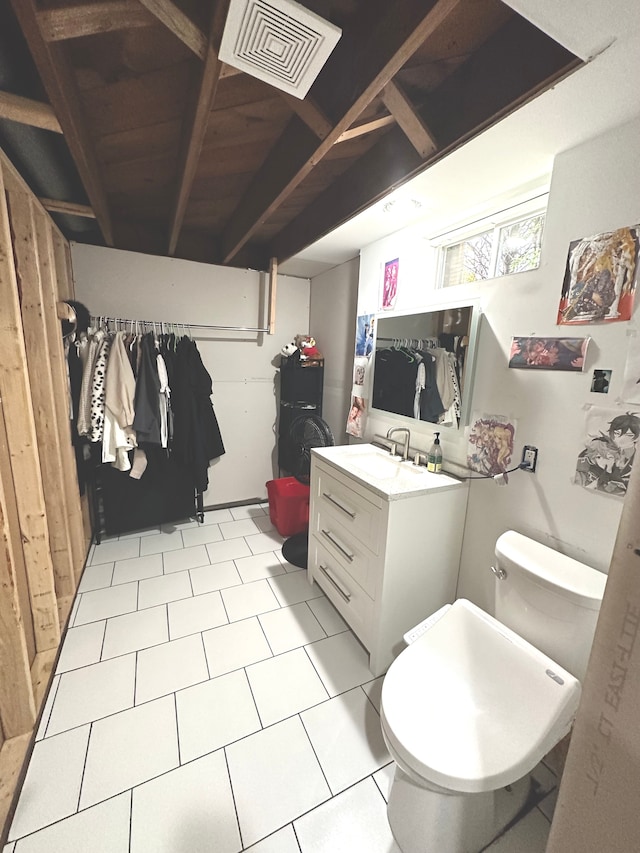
[427, 432, 442, 473]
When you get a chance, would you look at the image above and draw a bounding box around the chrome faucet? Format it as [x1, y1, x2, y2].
[386, 427, 411, 461]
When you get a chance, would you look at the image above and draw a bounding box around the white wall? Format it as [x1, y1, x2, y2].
[309, 258, 359, 443]
[71, 243, 310, 507]
[354, 114, 640, 612]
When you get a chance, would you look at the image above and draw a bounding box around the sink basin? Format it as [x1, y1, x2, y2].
[331, 447, 427, 482]
[350, 452, 417, 480]
[313, 444, 463, 499]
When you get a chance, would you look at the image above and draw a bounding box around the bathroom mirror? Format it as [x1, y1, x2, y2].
[370, 302, 481, 429]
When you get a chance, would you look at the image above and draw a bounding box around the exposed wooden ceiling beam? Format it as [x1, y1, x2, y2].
[336, 114, 395, 144]
[37, 1, 155, 42]
[168, 0, 230, 255]
[269, 15, 581, 264]
[0, 90, 62, 133]
[220, 0, 464, 264]
[39, 198, 96, 218]
[10, 0, 114, 246]
[380, 80, 437, 158]
[278, 92, 332, 141]
[137, 0, 207, 60]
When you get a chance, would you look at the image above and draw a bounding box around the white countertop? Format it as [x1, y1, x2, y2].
[312, 444, 466, 500]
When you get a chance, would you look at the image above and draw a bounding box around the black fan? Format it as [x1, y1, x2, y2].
[287, 413, 334, 484]
[281, 413, 334, 569]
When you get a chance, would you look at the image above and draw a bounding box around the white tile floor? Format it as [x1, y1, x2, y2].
[6, 503, 559, 853]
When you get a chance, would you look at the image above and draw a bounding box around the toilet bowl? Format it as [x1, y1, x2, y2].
[380, 599, 580, 852]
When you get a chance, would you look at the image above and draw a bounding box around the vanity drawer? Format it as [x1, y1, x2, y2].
[311, 514, 379, 598]
[309, 537, 372, 650]
[314, 467, 382, 554]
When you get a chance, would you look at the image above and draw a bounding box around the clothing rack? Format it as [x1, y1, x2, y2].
[90, 315, 269, 334]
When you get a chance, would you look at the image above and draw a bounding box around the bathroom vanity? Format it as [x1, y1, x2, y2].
[307, 444, 469, 675]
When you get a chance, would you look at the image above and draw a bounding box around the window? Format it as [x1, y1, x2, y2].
[438, 200, 546, 288]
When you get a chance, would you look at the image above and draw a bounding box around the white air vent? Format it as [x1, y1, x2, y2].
[219, 0, 341, 99]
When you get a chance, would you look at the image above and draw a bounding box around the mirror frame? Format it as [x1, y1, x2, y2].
[369, 300, 482, 429]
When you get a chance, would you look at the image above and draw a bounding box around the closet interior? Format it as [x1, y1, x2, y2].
[74, 316, 226, 542]
[0, 150, 90, 828]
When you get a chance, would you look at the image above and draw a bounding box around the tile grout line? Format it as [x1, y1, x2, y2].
[222, 746, 244, 851]
[173, 691, 182, 766]
[127, 788, 133, 853]
[242, 666, 265, 730]
[75, 721, 93, 815]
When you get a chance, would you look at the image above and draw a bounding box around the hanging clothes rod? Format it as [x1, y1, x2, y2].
[90, 315, 269, 334]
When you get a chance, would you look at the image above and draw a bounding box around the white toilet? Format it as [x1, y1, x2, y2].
[380, 530, 607, 853]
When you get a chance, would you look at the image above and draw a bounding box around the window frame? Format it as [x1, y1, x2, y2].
[433, 195, 548, 289]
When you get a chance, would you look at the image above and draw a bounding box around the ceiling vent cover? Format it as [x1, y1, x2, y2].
[219, 0, 341, 99]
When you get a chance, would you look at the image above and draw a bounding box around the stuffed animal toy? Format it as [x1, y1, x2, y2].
[295, 334, 323, 360]
[281, 341, 299, 357]
[300, 339, 322, 359]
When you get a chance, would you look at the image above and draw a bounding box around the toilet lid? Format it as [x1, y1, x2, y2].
[380, 599, 581, 794]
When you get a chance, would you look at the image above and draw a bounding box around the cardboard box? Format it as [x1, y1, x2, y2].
[546, 454, 640, 851]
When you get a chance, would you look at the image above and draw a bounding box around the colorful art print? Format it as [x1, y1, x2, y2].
[354, 314, 375, 358]
[346, 396, 366, 438]
[467, 414, 516, 476]
[575, 407, 640, 497]
[381, 258, 399, 310]
[557, 225, 639, 325]
[508, 336, 589, 371]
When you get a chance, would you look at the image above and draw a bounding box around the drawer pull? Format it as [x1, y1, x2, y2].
[322, 492, 356, 519]
[321, 529, 354, 562]
[319, 564, 352, 603]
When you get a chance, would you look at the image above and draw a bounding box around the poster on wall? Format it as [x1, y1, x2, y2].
[508, 336, 590, 371]
[346, 313, 376, 435]
[380, 258, 399, 310]
[354, 313, 375, 357]
[467, 412, 517, 476]
[346, 396, 366, 438]
[557, 225, 639, 325]
[575, 406, 640, 497]
[621, 332, 640, 404]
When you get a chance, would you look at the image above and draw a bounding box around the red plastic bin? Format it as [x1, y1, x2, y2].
[266, 477, 310, 537]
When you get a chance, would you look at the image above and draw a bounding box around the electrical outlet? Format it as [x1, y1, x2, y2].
[522, 445, 538, 472]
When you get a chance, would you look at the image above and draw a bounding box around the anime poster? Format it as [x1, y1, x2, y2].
[508, 336, 589, 371]
[621, 333, 640, 405]
[354, 314, 375, 357]
[467, 413, 517, 476]
[346, 396, 366, 438]
[557, 225, 639, 325]
[575, 406, 640, 497]
[381, 258, 399, 310]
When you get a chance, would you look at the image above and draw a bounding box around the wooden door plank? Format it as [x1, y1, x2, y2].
[0, 382, 36, 666]
[31, 649, 57, 710]
[0, 424, 37, 740]
[0, 168, 60, 653]
[46, 218, 87, 583]
[0, 733, 32, 834]
[7, 191, 76, 601]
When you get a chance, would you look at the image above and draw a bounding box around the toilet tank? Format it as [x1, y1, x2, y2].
[493, 531, 607, 681]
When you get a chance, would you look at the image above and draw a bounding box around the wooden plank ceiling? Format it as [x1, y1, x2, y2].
[3, 0, 581, 271]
